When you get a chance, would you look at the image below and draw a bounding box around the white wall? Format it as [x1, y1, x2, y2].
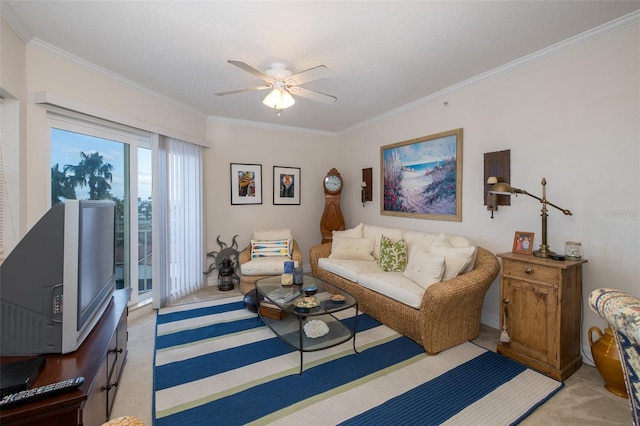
[337, 23, 640, 357]
[205, 119, 337, 272]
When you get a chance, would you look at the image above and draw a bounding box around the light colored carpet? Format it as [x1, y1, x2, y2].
[110, 286, 633, 425]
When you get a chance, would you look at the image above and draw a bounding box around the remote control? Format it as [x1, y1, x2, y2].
[0, 377, 84, 409]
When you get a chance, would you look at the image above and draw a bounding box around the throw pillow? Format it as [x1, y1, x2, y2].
[251, 238, 291, 259]
[430, 233, 451, 248]
[379, 235, 408, 272]
[328, 237, 375, 261]
[428, 245, 477, 280]
[402, 249, 445, 289]
[363, 225, 403, 259]
[332, 223, 363, 239]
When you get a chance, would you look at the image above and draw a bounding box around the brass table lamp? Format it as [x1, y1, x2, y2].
[490, 177, 572, 258]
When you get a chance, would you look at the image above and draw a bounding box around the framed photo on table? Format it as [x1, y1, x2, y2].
[512, 231, 534, 255]
[273, 166, 300, 205]
[230, 163, 262, 205]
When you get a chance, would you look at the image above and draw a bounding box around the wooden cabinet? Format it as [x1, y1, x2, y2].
[0, 289, 130, 425]
[497, 253, 587, 381]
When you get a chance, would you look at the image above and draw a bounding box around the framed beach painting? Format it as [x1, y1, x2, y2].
[230, 163, 262, 205]
[381, 128, 463, 221]
[273, 166, 301, 205]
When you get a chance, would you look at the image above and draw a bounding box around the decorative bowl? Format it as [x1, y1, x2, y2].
[303, 285, 318, 296]
[294, 297, 318, 308]
[330, 294, 346, 304]
[293, 297, 318, 313]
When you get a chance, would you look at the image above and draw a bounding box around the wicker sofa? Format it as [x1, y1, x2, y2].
[309, 226, 500, 354]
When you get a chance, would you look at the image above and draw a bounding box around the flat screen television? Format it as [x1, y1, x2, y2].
[0, 200, 116, 356]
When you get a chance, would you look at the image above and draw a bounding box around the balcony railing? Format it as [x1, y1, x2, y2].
[115, 226, 152, 297]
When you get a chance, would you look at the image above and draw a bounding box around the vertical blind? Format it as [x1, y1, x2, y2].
[153, 136, 205, 306]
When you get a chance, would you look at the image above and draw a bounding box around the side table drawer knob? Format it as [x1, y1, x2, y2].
[524, 268, 533, 274]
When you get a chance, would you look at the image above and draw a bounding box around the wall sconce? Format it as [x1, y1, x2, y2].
[361, 167, 372, 206]
[484, 150, 510, 217]
[489, 177, 572, 258]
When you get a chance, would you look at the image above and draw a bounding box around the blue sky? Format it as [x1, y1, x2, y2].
[51, 128, 152, 201]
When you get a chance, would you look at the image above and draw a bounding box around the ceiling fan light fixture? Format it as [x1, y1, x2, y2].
[262, 87, 295, 110]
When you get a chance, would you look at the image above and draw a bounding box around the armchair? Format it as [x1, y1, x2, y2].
[237, 229, 303, 294]
[589, 288, 640, 426]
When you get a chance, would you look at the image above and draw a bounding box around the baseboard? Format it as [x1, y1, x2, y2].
[128, 302, 153, 321]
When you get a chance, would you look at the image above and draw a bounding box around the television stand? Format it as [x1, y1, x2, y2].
[0, 288, 131, 425]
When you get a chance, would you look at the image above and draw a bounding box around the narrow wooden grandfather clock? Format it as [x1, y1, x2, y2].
[320, 168, 345, 243]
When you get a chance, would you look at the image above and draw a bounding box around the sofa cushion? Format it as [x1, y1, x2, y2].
[379, 235, 408, 272]
[252, 229, 292, 240]
[363, 225, 403, 259]
[241, 257, 298, 276]
[358, 272, 424, 309]
[428, 245, 477, 280]
[448, 234, 475, 248]
[318, 257, 384, 282]
[329, 236, 375, 261]
[403, 231, 438, 254]
[251, 238, 292, 259]
[333, 223, 363, 239]
[403, 250, 445, 289]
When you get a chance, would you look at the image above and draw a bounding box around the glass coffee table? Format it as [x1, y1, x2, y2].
[255, 274, 359, 374]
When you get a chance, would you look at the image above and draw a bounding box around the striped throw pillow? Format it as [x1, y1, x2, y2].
[251, 239, 292, 259]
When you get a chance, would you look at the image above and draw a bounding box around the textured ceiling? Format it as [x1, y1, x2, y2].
[4, 1, 639, 133]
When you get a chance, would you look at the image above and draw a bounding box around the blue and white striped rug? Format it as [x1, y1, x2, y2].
[153, 296, 563, 425]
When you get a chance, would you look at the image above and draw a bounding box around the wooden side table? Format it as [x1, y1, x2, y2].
[497, 252, 587, 381]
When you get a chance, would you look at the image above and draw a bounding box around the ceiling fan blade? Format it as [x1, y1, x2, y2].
[227, 60, 274, 83]
[285, 65, 333, 86]
[215, 86, 270, 96]
[288, 86, 337, 104]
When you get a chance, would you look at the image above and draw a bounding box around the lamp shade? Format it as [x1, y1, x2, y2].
[489, 182, 515, 195]
[263, 88, 295, 110]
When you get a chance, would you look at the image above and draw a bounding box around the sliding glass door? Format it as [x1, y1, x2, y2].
[49, 114, 152, 305]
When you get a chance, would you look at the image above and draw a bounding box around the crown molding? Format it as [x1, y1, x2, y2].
[28, 37, 207, 120]
[340, 10, 640, 135]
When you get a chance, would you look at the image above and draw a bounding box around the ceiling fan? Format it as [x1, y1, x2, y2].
[215, 60, 337, 111]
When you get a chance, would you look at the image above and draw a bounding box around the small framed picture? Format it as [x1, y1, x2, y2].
[230, 163, 262, 205]
[512, 231, 534, 255]
[273, 166, 301, 205]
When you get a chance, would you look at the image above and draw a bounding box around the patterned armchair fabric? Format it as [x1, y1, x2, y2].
[589, 288, 640, 426]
